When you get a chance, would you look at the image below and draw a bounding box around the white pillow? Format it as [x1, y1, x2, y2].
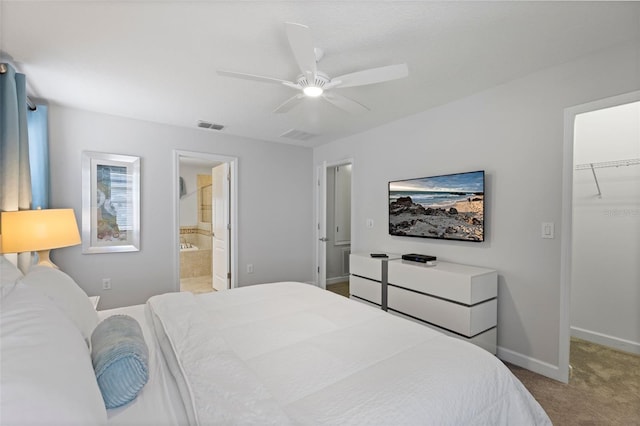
[0, 255, 23, 286]
[0, 283, 108, 424]
[20, 266, 99, 344]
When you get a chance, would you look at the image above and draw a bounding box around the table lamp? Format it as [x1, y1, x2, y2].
[0, 209, 81, 269]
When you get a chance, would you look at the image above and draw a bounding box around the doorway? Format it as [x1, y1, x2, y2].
[316, 160, 353, 292]
[560, 91, 640, 383]
[174, 150, 238, 293]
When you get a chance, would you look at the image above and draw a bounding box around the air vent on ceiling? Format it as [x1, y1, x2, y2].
[197, 120, 224, 130]
[280, 128, 318, 141]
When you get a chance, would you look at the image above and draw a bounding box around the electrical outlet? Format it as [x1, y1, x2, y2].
[102, 278, 112, 290]
[247, 264, 254, 274]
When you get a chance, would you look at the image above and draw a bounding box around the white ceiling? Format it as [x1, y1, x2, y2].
[2, 1, 639, 148]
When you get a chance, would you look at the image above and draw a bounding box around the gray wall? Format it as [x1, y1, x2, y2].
[313, 41, 640, 379]
[48, 106, 314, 309]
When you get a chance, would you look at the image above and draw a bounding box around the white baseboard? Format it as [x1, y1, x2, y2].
[497, 330, 640, 384]
[571, 326, 640, 355]
[326, 275, 349, 286]
[497, 346, 566, 383]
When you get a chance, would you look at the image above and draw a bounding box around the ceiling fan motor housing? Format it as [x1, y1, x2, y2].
[297, 71, 330, 90]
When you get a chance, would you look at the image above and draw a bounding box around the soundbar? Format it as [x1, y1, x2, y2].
[401, 253, 437, 263]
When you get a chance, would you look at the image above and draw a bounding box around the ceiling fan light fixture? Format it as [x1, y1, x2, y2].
[303, 86, 323, 97]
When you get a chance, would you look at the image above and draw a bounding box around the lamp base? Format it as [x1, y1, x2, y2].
[36, 250, 59, 269]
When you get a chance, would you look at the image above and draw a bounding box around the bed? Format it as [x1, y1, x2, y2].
[0, 256, 551, 425]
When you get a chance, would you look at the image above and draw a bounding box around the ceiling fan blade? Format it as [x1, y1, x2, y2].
[322, 93, 370, 114]
[273, 94, 305, 113]
[217, 69, 294, 86]
[285, 22, 317, 82]
[332, 63, 408, 88]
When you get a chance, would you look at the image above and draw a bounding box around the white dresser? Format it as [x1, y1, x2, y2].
[350, 253, 498, 353]
[349, 252, 399, 307]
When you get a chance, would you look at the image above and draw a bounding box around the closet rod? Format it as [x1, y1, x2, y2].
[0, 62, 37, 111]
[575, 158, 640, 170]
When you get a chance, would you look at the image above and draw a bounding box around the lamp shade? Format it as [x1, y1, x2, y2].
[0, 209, 81, 254]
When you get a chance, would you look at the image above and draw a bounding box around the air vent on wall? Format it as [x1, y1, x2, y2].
[280, 128, 318, 141]
[197, 120, 224, 130]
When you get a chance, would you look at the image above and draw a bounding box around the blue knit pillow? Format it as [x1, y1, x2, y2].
[90, 315, 149, 408]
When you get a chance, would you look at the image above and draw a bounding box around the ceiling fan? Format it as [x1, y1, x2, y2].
[216, 22, 409, 114]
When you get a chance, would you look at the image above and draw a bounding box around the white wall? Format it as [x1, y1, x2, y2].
[179, 164, 211, 226]
[571, 101, 640, 353]
[313, 41, 640, 378]
[48, 106, 314, 309]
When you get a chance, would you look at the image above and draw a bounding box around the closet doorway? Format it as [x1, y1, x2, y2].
[560, 91, 640, 383]
[174, 150, 238, 293]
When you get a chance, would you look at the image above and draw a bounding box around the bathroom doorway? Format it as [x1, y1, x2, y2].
[174, 150, 237, 293]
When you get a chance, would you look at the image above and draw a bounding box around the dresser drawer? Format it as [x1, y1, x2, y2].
[388, 285, 496, 337]
[350, 275, 381, 305]
[388, 260, 497, 305]
[349, 296, 380, 310]
[350, 254, 384, 281]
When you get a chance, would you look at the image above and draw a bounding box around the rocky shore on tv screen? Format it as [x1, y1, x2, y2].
[388, 170, 485, 242]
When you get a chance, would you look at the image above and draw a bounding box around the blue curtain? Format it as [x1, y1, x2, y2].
[27, 105, 49, 209]
[0, 63, 33, 272]
[0, 63, 32, 211]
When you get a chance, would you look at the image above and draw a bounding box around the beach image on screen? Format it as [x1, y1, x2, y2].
[389, 171, 484, 241]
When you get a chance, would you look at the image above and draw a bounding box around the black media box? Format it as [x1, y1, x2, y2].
[401, 253, 437, 263]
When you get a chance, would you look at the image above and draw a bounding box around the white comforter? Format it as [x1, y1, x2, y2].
[147, 282, 551, 425]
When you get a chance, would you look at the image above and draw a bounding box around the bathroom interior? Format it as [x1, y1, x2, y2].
[179, 159, 218, 293]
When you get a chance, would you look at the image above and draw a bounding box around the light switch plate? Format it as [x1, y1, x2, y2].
[542, 222, 555, 239]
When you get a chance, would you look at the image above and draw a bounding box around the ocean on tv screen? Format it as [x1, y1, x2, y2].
[389, 171, 484, 242]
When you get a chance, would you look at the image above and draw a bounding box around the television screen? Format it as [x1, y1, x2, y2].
[389, 170, 485, 242]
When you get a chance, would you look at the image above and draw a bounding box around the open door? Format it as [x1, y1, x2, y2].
[212, 163, 230, 291]
[316, 164, 327, 289]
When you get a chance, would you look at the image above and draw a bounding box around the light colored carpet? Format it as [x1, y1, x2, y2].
[507, 338, 640, 425]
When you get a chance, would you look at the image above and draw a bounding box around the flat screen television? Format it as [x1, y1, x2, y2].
[389, 170, 485, 242]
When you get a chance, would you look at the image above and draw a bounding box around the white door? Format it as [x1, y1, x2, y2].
[316, 164, 327, 289]
[212, 163, 230, 291]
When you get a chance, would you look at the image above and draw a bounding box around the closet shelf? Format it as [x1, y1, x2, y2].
[575, 158, 639, 170]
[575, 158, 639, 198]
